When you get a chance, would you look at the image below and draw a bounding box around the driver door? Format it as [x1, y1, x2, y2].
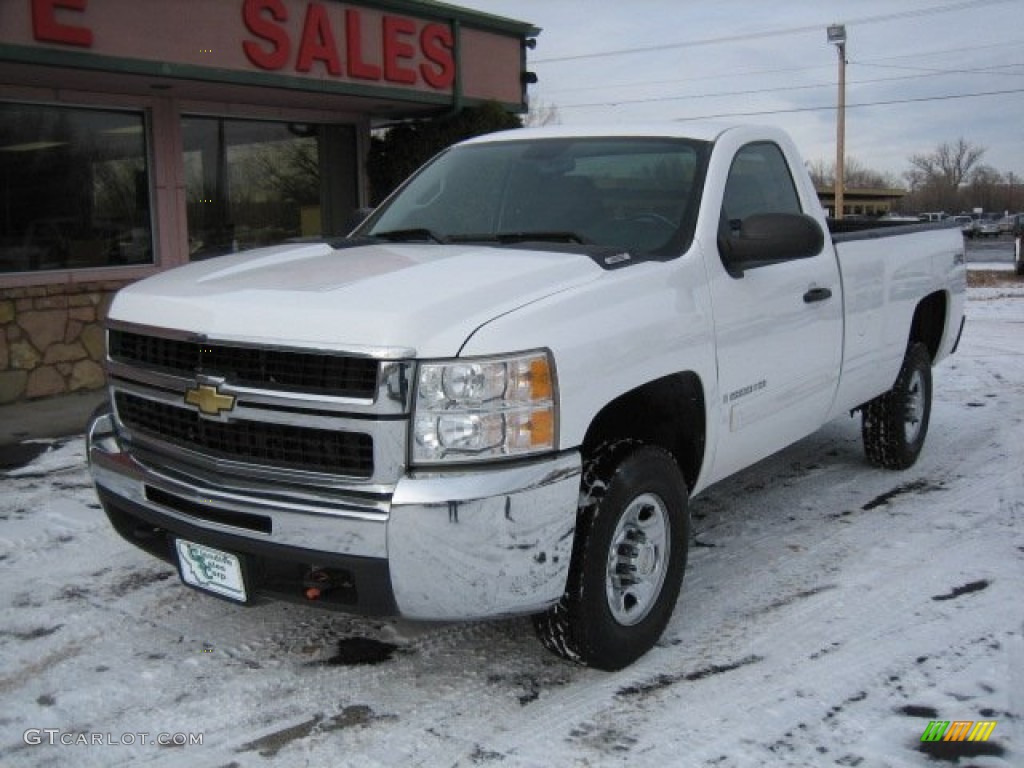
[706, 141, 842, 482]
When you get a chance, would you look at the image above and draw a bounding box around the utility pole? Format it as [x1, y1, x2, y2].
[827, 24, 847, 220]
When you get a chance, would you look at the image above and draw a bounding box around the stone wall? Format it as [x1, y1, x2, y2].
[0, 280, 127, 404]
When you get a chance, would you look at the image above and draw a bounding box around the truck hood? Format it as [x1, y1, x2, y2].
[109, 241, 603, 357]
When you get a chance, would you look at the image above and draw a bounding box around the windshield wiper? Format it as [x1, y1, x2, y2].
[371, 228, 447, 244]
[449, 231, 590, 245]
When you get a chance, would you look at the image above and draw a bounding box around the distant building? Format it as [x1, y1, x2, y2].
[817, 186, 907, 218]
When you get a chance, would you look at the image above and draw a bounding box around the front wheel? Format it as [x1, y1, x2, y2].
[533, 442, 689, 670]
[861, 342, 932, 469]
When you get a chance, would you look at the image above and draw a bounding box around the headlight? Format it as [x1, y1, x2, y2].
[412, 350, 557, 465]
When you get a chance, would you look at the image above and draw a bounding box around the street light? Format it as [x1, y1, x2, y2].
[827, 24, 846, 220]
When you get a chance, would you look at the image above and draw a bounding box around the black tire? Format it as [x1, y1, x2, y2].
[861, 342, 932, 469]
[533, 441, 689, 671]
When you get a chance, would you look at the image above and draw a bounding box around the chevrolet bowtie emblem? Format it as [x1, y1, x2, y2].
[184, 383, 236, 416]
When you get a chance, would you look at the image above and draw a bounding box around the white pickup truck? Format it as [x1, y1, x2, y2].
[87, 124, 966, 670]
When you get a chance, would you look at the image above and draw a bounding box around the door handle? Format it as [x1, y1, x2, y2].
[803, 287, 832, 303]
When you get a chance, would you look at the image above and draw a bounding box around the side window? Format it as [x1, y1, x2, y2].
[720, 142, 802, 235]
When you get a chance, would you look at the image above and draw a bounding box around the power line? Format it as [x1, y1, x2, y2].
[555, 79, 876, 110]
[852, 61, 1024, 76]
[554, 68, 1024, 110]
[541, 64, 831, 96]
[855, 38, 1024, 64]
[533, 0, 1015, 64]
[539, 39, 1024, 96]
[668, 87, 1024, 122]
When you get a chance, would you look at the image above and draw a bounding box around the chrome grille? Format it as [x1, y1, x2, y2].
[115, 391, 374, 478]
[108, 329, 379, 398]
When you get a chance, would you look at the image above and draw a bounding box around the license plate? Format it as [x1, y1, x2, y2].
[175, 539, 247, 602]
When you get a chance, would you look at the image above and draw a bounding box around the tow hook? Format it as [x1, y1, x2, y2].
[303, 568, 333, 600]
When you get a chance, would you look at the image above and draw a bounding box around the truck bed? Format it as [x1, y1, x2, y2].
[827, 217, 959, 242]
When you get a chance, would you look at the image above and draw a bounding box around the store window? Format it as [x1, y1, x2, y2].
[0, 103, 152, 274]
[182, 117, 357, 260]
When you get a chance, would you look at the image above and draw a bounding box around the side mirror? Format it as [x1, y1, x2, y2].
[718, 212, 825, 277]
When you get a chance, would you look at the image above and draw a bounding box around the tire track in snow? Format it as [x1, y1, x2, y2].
[2, 292, 1021, 767]
[463, 357, 1021, 766]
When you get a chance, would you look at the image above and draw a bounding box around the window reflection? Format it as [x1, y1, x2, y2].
[0, 103, 152, 273]
[183, 117, 333, 260]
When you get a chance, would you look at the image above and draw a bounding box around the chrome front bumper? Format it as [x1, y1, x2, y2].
[87, 405, 581, 620]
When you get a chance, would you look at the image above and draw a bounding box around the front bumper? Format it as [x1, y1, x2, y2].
[87, 404, 581, 620]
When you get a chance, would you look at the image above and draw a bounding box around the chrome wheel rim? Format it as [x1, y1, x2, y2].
[605, 492, 670, 626]
[903, 369, 925, 444]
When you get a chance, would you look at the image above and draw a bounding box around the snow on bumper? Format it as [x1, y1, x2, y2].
[87, 406, 581, 620]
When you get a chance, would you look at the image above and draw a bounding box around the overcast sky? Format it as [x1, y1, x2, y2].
[454, 0, 1023, 183]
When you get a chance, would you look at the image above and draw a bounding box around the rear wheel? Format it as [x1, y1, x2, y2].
[533, 441, 689, 670]
[861, 342, 932, 469]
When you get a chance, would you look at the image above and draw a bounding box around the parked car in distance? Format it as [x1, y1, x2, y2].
[953, 215, 973, 237]
[999, 213, 1023, 235]
[972, 215, 1001, 238]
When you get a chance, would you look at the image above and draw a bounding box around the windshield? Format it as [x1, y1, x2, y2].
[360, 137, 710, 258]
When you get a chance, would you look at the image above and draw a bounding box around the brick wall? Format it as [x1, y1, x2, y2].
[0, 281, 127, 404]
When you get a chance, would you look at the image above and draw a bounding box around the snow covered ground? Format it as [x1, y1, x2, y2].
[1, 278, 1021, 768]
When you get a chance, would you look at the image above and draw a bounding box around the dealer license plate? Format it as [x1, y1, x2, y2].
[175, 539, 247, 602]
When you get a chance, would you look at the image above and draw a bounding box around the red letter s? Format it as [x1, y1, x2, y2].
[32, 0, 93, 47]
[242, 0, 290, 71]
[420, 24, 454, 89]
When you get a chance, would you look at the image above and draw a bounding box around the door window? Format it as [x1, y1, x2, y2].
[719, 142, 802, 236]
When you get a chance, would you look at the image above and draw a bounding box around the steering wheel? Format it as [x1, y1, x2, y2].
[626, 212, 677, 230]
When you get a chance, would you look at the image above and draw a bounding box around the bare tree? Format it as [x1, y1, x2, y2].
[968, 164, 1003, 187]
[847, 158, 897, 189]
[965, 164, 1005, 212]
[807, 157, 897, 189]
[905, 138, 985, 193]
[523, 99, 560, 127]
[807, 158, 831, 188]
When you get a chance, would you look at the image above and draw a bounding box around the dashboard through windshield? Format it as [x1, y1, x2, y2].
[360, 137, 710, 260]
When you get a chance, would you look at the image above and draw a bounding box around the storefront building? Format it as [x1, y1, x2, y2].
[816, 185, 907, 218]
[0, 0, 536, 402]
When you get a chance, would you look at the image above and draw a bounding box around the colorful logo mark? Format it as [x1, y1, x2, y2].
[920, 720, 997, 743]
